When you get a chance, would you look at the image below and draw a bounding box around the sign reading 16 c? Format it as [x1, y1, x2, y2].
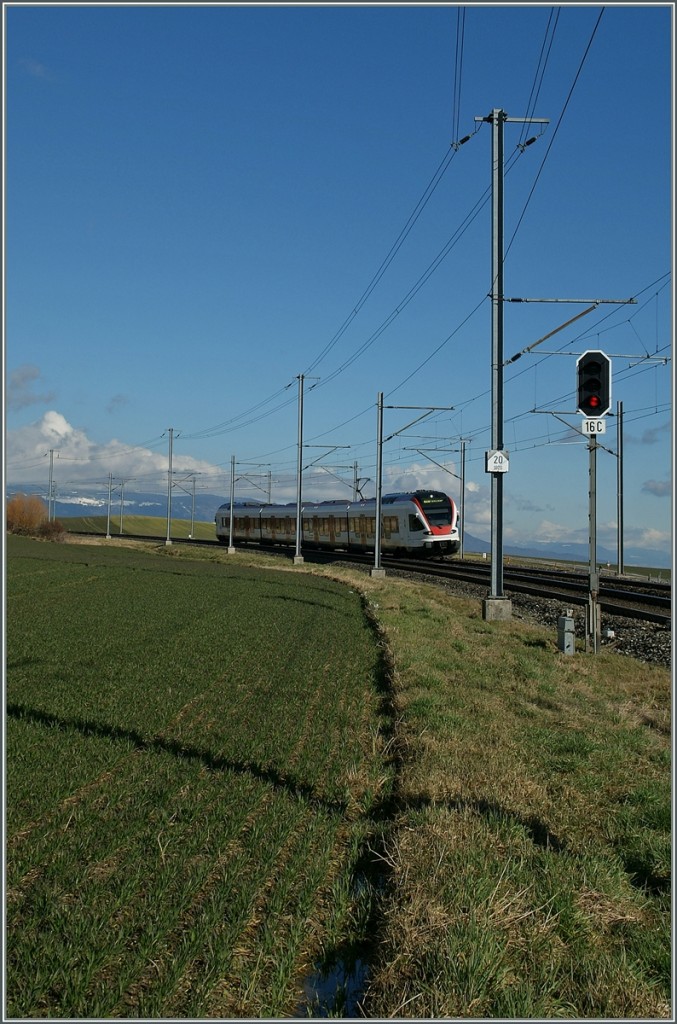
[582, 418, 607, 435]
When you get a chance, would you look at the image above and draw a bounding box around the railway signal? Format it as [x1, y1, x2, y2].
[576, 350, 611, 416]
[575, 350, 612, 653]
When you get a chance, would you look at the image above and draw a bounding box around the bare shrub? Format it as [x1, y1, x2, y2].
[37, 519, 66, 542]
[6, 494, 49, 535]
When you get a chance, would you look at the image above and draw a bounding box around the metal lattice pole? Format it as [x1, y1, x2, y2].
[165, 428, 174, 546]
[294, 375, 304, 564]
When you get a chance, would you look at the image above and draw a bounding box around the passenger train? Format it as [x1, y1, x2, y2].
[215, 490, 460, 557]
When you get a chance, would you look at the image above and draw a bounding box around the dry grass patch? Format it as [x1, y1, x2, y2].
[342, 573, 672, 1019]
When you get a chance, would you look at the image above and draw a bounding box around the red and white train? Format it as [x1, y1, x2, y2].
[215, 490, 460, 557]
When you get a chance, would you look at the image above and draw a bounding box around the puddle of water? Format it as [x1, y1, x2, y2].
[300, 955, 369, 1018]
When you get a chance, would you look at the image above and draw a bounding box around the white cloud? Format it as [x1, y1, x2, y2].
[622, 525, 672, 550]
[525, 519, 587, 545]
[6, 411, 225, 492]
[383, 460, 460, 495]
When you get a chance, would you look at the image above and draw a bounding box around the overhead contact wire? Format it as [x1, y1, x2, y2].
[505, 6, 605, 259]
[303, 144, 457, 375]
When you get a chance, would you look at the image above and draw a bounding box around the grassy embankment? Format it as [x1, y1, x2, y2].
[5, 534, 671, 1018]
[356, 572, 671, 1018]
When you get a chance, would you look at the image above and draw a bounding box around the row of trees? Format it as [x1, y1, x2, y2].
[6, 494, 65, 540]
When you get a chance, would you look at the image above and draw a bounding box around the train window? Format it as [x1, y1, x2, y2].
[418, 499, 452, 525]
[409, 515, 425, 532]
[426, 510, 452, 525]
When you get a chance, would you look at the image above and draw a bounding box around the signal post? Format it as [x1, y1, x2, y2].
[577, 350, 612, 653]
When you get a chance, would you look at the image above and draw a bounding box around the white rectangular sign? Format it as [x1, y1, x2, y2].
[485, 450, 509, 473]
[582, 418, 607, 435]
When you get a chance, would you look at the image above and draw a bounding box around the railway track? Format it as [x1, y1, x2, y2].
[385, 557, 671, 625]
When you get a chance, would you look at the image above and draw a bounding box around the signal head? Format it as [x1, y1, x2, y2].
[576, 350, 611, 416]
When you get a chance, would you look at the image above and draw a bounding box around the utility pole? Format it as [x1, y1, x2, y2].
[616, 400, 624, 576]
[475, 108, 549, 621]
[47, 449, 55, 521]
[119, 478, 128, 535]
[587, 435, 601, 653]
[172, 474, 199, 537]
[292, 373, 321, 563]
[228, 454, 236, 553]
[294, 375, 305, 564]
[106, 472, 113, 539]
[165, 428, 174, 546]
[372, 395, 455, 578]
[489, 107, 506, 612]
[351, 461, 370, 502]
[460, 437, 467, 560]
[373, 393, 385, 577]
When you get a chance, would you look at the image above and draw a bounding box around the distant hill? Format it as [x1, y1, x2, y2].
[6, 486, 670, 570]
[462, 532, 670, 572]
[6, 486, 228, 527]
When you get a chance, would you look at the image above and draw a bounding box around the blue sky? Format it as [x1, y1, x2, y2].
[4, 3, 673, 561]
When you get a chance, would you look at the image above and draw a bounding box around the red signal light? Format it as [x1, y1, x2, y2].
[576, 351, 611, 416]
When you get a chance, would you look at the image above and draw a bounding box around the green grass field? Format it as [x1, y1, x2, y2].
[5, 535, 671, 1018]
[62, 514, 216, 540]
[5, 535, 390, 1017]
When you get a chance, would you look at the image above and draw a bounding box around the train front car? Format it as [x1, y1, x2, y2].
[409, 489, 460, 556]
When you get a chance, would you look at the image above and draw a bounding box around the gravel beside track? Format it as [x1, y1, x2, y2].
[338, 562, 672, 669]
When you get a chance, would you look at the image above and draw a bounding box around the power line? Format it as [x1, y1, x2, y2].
[505, 6, 605, 259]
[184, 143, 465, 440]
[451, 7, 466, 145]
[303, 145, 458, 376]
[518, 7, 560, 148]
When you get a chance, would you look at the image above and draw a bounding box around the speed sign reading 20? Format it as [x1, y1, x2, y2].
[485, 450, 510, 473]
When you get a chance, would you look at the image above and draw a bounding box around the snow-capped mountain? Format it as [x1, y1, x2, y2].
[5, 486, 670, 569]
